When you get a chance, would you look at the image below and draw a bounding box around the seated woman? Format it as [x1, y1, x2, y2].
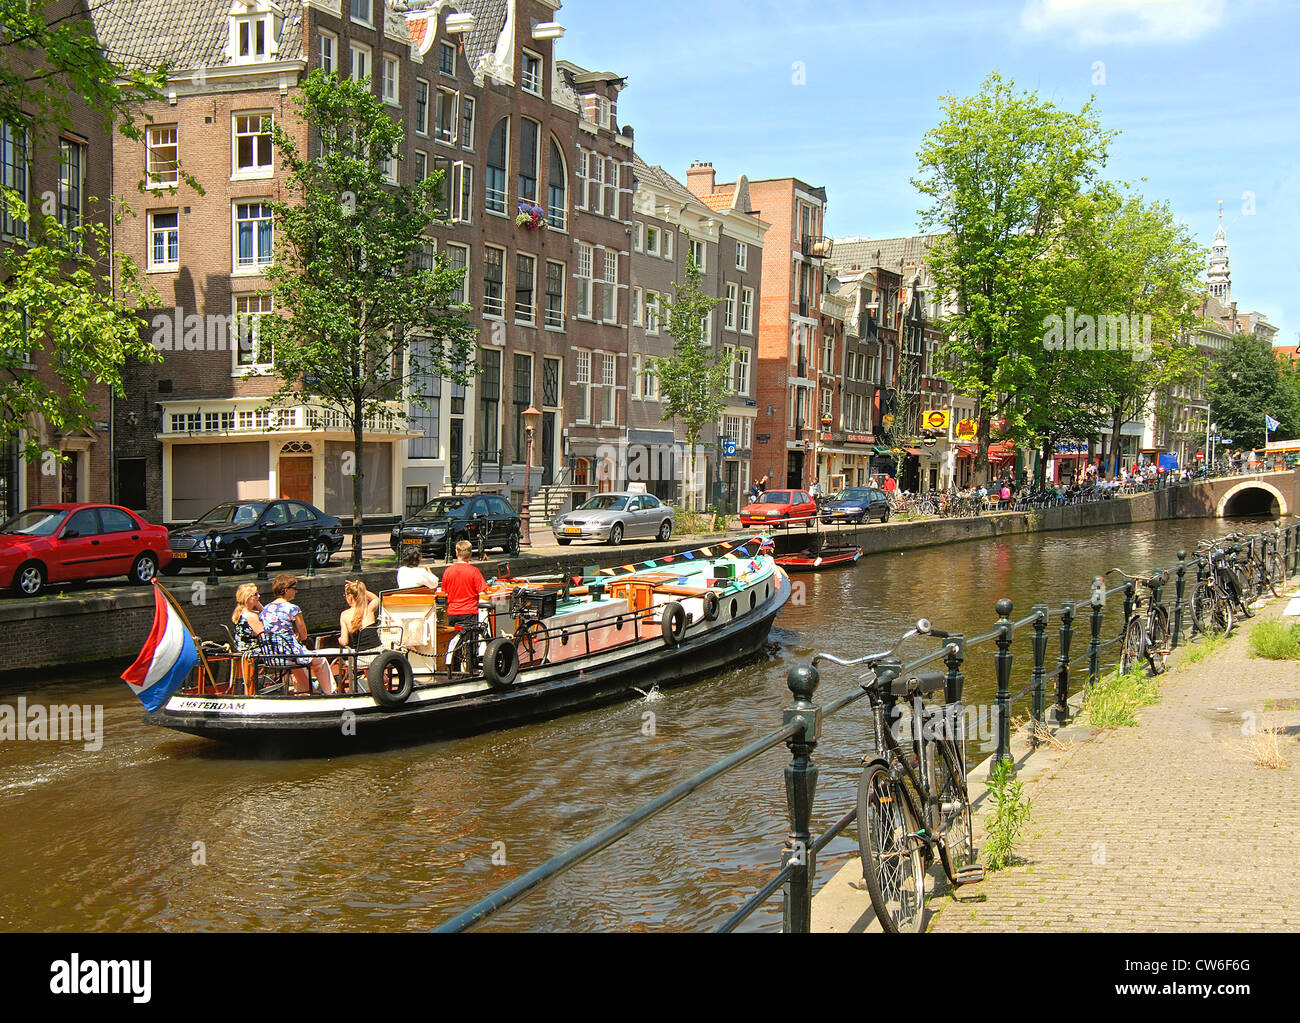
[339, 580, 381, 650]
[397, 549, 440, 591]
[260, 574, 336, 696]
[230, 583, 264, 652]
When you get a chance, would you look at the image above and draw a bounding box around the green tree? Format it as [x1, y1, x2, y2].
[1207, 333, 1285, 451]
[260, 70, 476, 570]
[651, 246, 728, 510]
[2, 0, 178, 465]
[914, 72, 1114, 480]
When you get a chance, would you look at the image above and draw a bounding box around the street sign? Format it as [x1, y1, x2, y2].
[723, 439, 738, 457]
[922, 410, 951, 432]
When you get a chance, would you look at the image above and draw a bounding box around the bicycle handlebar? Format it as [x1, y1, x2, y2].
[812, 619, 954, 673]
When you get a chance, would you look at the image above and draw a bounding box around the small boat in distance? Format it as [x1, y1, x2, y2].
[143, 538, 791, 755]
[775, 544, 863, 572]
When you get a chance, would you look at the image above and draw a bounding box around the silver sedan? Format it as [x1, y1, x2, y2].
[552, 492, 675, 547]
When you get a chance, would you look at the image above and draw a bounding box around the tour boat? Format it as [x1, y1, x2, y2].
[143, 538, 791, 753]
[775, 544, 863, 572]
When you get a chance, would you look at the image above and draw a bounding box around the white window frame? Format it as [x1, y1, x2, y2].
[414, 79, 429, 137]
[439, 41, 456, 77]
[233, 200, 273, 272]
[600, 352, 617, 426]
[232, 112, 273, 179]
[733, 346, 750, 396]
[147, 210, 179, 271]
[736, 241, 748, 271]
[350, 0, 372, 27]
[544, 259, 566, 330]
[645, 224, 659, 256]
[645, 291, 660, 336]
[689, 239, 705, 272]
[446, 242, 469, 306]
[317, 31, 336, 75]
[602, 250, 618, 324]
[632, 287, 643, 327]
[575, 242, 593, 319]
[349, 43, 371, 85]
[630, 353, 642, 400]
[451, 161, 472, 224]
[633, 222, 643, 252]
[145, 124, 178, 189]
[515, 252, 537, 325]
[232, 293, 274, 374]
[461, 96, 476, 151]
[435, 87, 458, 145]
[664, 231, 674, 261]
[724, 283, 738, 331]
[382, 55, 400, 106]
[576, 150, 589, 211]
[602, 157, 617, 218]
[643, 359, 659, 401]
[740, 287, 754, 334]
[521, 50, 543, 96]
[575, 349, 591, 423]
[482, 244, 507, 319]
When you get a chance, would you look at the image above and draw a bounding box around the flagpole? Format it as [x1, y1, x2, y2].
[152, 580, 216, 691]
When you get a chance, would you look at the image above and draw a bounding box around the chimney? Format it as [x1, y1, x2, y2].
[686, 161, 715, 198]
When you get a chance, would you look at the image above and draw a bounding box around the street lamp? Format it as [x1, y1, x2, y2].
[520, 405, 542, 548]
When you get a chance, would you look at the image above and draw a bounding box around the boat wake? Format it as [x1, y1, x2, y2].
[631, 685, 663, 704]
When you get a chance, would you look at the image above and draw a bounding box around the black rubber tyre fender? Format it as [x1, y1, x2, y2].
[484, 637, 519, 689]
[702, 589, 721, 622]
[661, 601, 687, 645]
[368, 650, 415, 707]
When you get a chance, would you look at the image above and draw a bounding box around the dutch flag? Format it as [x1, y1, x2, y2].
[121, 584, 200, 712]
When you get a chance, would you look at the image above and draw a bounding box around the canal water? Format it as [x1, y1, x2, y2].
[0, 516, 1279, 932]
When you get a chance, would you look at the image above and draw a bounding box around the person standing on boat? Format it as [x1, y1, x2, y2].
[397, 548, 440, 591]
[442, 540, 488, 629]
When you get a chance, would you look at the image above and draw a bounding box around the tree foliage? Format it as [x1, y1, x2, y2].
[1207, 333, 1286, 451]
[651, 245, 728, 510]
[259, 70, 476, 568]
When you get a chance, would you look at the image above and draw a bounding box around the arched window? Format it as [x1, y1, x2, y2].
[573, 457, 590, 488]
[485, 117, 508, 215]
[547, 138, 566, 231]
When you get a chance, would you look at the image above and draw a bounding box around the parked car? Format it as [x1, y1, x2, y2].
[166, 500, 344, 575]
[390, 494, 521, 559]
[0, 504, 172, 597]
[739, 490, 818, 528]
[552, 492, 674, 546]
[821, 487, 891, 524]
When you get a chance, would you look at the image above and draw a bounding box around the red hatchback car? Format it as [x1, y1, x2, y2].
[739, 490, 819, 528]
[0, 504, 172, 598]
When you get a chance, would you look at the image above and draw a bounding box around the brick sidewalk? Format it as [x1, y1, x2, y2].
[927, 598, 1300, 932]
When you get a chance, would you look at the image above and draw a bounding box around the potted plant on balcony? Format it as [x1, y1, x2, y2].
[516, 202, 546, 231]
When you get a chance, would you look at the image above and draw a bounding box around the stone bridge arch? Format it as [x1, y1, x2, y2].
[1216, 480, 1289, 518]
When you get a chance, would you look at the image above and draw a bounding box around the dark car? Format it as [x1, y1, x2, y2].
[0, 504, 172, 597]
[821, 487, 891, 525]
[390, 494, 521, 559]
[165, 500, 344, 575]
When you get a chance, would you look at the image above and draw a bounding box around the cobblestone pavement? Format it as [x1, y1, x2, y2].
[928, 598, 1300, 932]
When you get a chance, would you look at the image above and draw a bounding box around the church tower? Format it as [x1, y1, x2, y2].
[1207, 200, 1231, 304]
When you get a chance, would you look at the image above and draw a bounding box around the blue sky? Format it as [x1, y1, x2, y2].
[557, 0, 1300, 343]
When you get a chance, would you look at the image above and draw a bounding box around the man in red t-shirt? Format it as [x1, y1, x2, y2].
[441, 540, 487, 629]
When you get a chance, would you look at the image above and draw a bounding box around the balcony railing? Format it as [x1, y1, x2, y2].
[800, 235, 832, 261]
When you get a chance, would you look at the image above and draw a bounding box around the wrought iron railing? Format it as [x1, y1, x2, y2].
[434, 521, 1300, 932]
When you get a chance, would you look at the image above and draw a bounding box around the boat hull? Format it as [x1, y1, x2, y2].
[145, 568, 791, 756]
[776, 546, 862, 572]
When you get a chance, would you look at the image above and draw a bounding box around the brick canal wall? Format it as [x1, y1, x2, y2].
[3, 470, 1296, 678]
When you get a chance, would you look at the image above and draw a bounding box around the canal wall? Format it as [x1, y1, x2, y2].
[3, 469, 1296, 678]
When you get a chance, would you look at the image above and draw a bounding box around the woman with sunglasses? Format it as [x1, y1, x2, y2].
[260, 574, 336, 695]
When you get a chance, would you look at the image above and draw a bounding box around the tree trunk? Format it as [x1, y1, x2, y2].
[1039, 438, 1052, 490]
[1107, 409, 1124, 477]
[351, 400, 364, 572]
[976, 402, 990, 484]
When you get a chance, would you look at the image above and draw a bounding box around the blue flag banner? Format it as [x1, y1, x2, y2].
[1265, 414, 1281, 433]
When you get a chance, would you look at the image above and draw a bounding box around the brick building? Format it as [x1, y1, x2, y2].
[96, 0, 631, 525]
[1, 0, 115, 517]
[686, 170, 829, 492]
[628, 156, 766, 510]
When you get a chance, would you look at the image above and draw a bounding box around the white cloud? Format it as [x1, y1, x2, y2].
[1021, 0, 1227, 45]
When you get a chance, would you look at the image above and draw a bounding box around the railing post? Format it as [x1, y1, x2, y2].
[994, 598, 1014, 764]
[305, 524, 319, 579]
[1192, 553, 1206, 636]
[1054, 601, 1074, 724]
[1030, 605, 1049, 739]
[1172, 550, 1186, 648]
[782, 663, 821, 934]
[206, 531, 221, 590]
[943, 634, 965, 706]
[1121, 581, 1135, 644]
[257, 524, 270, 583]
[1087, 578, 1104, 688]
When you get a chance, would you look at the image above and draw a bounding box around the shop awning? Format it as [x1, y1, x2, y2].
[988, 441, 1016, 460]
[956, 445, 977, 458]
[873, 446, 893, 455]
[904, 447, 923, 457]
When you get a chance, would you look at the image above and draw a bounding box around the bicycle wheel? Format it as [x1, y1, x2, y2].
[932, 739, 974, 882]
[1266, 551, 1285, 597]
[514, 619, 550, 668]
[857, 763, 925, 933]
[1189, 583, 1208, 635]
[1119, 618, 1145, 675]
[1147, 606, 1170, 675]
[1208, 593, 1234, 637]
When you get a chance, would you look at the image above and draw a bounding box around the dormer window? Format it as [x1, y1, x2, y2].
[228, 1, 280, 65]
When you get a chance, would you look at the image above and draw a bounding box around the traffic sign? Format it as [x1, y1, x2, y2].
[723, 439, 738, 457]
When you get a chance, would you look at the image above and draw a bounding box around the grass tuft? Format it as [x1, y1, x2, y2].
[1247, 620, 1300, 660]
[1081, 669, 1160, 728]
[1180, 632, 1229, 666]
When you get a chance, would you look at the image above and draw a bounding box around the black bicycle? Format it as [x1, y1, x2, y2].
[1108, 568, 1170, 675]
[814, 620, 984, 933]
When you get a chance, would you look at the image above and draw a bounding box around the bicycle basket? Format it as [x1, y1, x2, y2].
[510, 588, 559, 620]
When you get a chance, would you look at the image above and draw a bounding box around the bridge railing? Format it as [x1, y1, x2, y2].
[433, 521, 1299, 933]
